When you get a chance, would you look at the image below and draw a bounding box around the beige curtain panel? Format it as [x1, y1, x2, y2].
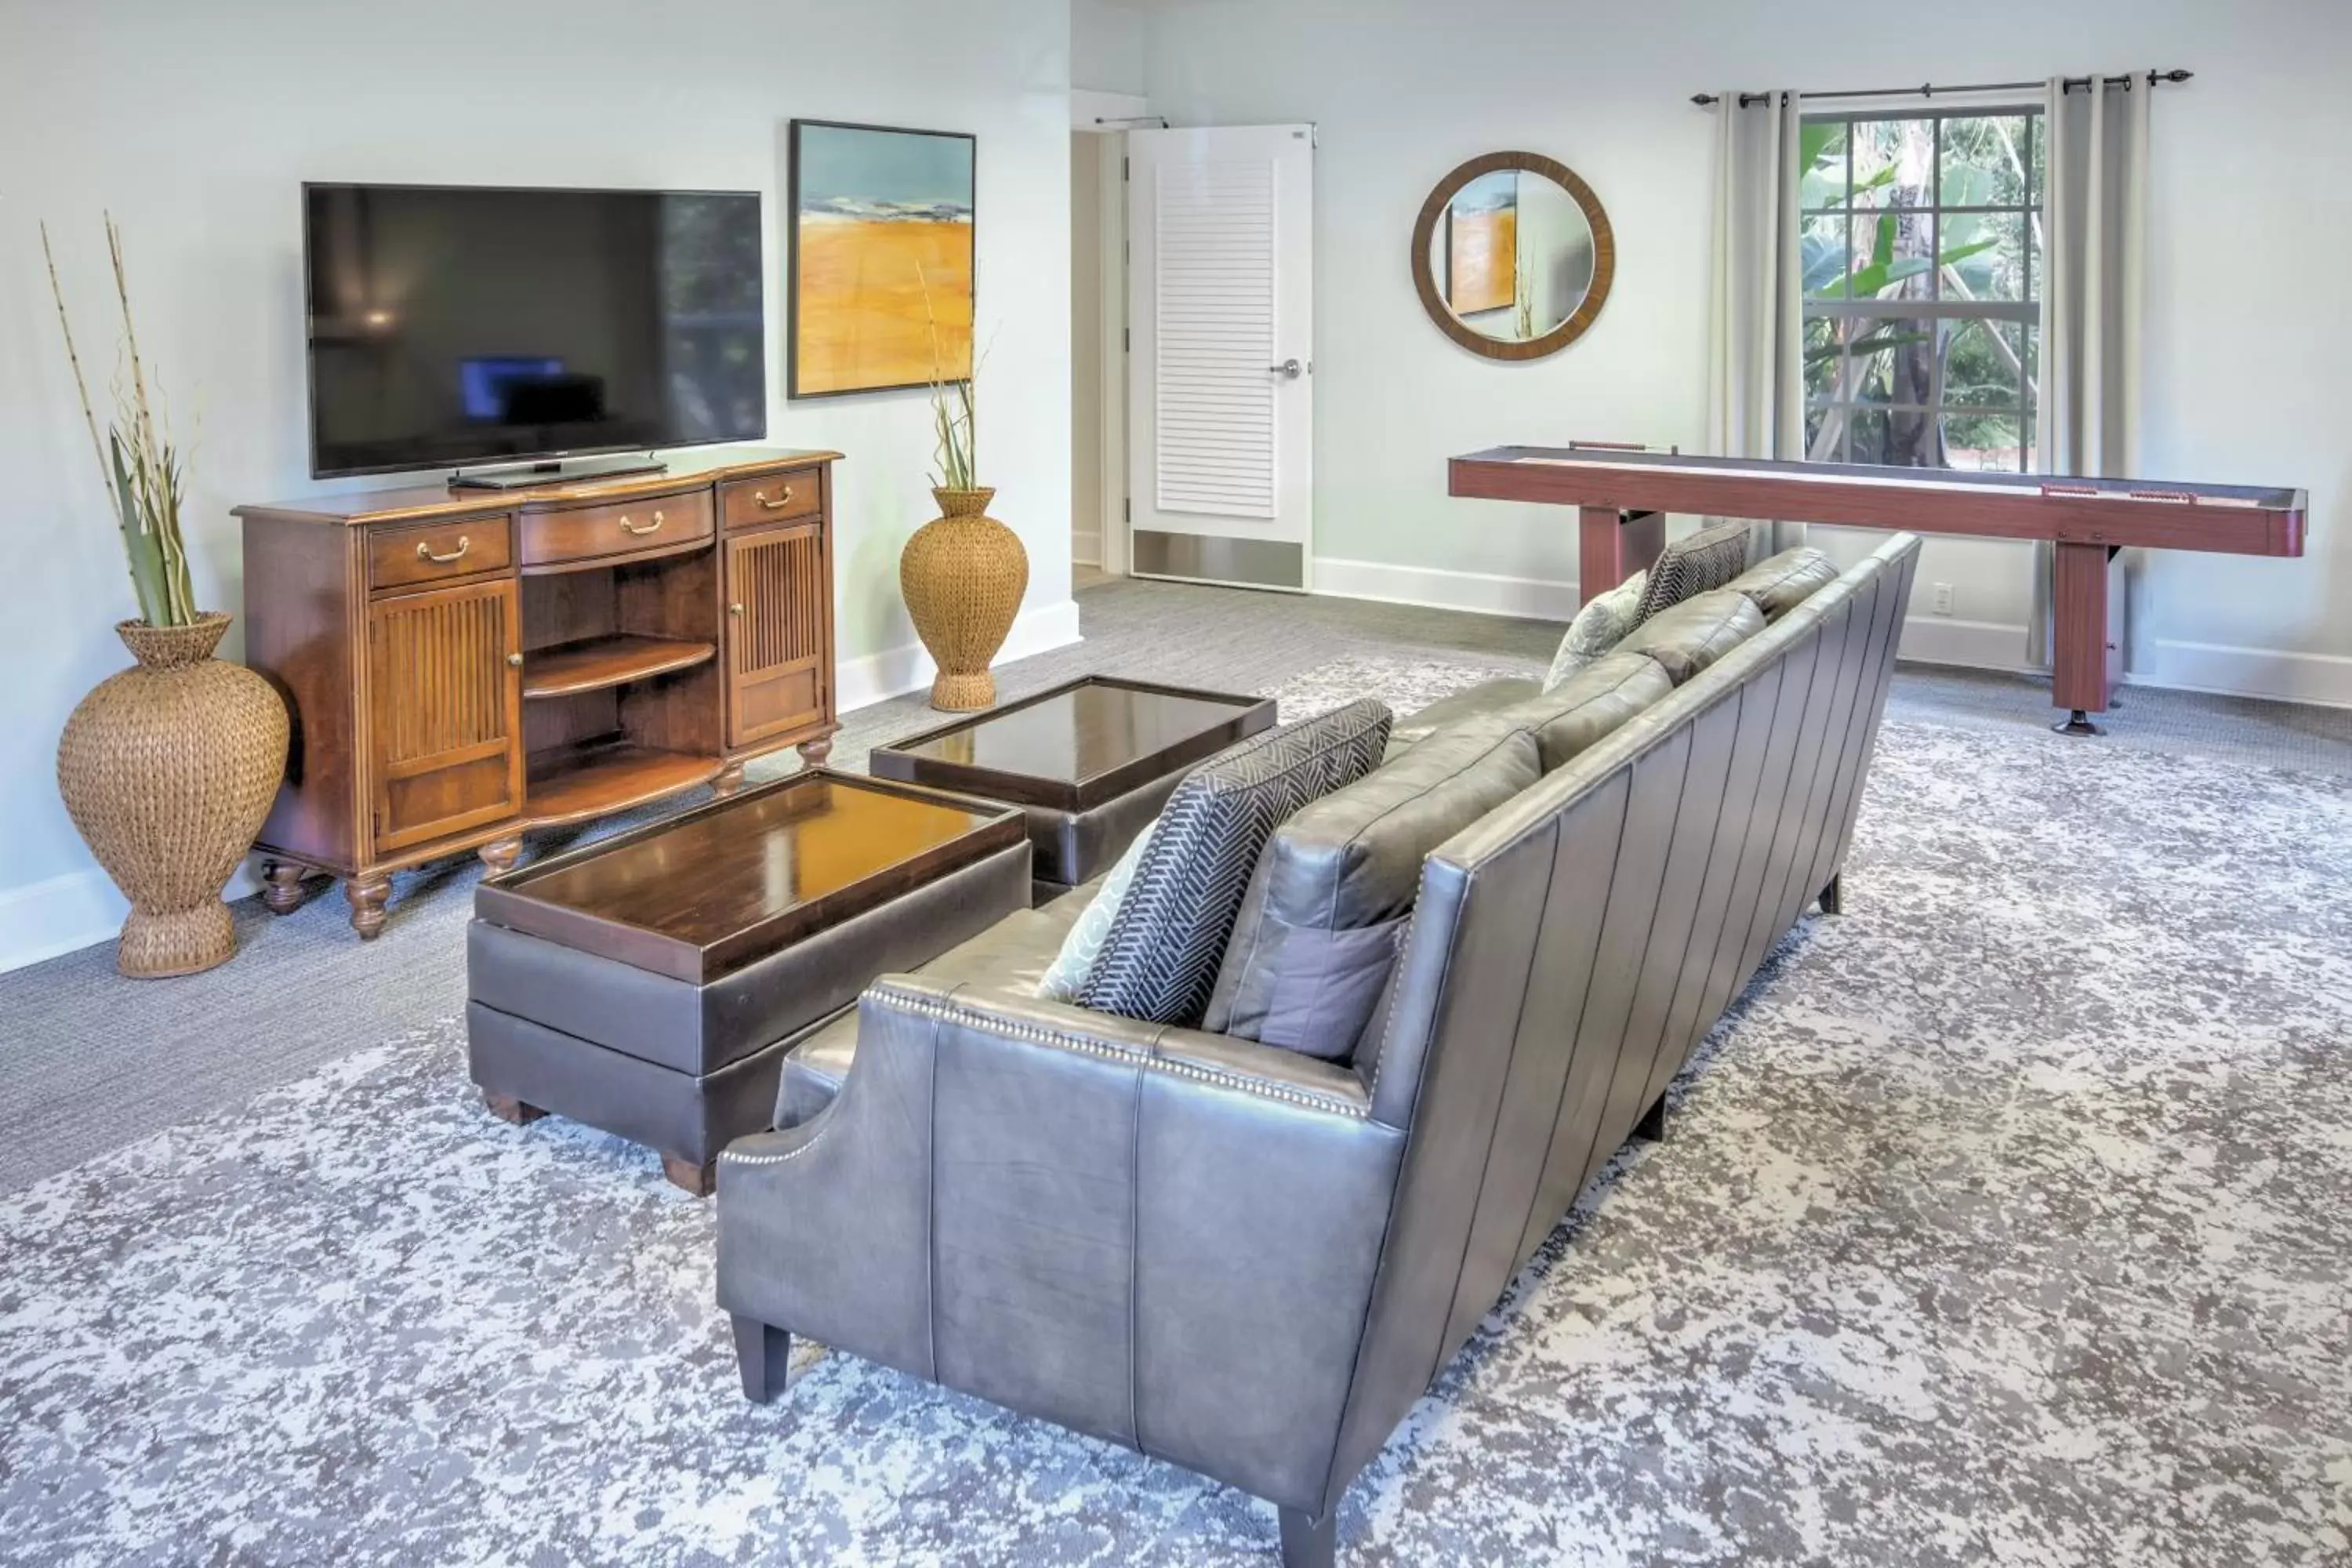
[1705, 89, 1806, 556]
[2032, 73, 2151, 666]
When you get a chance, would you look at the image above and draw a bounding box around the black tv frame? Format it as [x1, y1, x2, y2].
[300, 180, 768, 481]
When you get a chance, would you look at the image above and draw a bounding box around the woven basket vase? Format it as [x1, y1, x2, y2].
[56, 613, 289, 978]
[900, 487, 1029, 711]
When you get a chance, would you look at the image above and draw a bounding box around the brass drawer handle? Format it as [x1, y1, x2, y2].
[416, 536, 470, 565]
[506, 652, 524, 668]
[728, 602, 744, 616]
[618, 510, 666, 537]
[753, 486, 796, 510]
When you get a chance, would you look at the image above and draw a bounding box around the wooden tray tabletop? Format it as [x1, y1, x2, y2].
[866, 675, 1276, 813]
[473, 769, 1024, 983]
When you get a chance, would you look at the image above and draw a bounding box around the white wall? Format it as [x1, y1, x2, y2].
[0, 0, 1077, 968]
[1075, 0, 1150, 95]
[1140, 0, 2352, 699]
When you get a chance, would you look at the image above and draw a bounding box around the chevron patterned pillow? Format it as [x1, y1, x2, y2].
[1632, 521, 1752, 625]
[1077, 699, 1393, 1027]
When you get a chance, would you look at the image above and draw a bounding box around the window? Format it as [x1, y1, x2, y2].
[1802, 108, 2042, 471]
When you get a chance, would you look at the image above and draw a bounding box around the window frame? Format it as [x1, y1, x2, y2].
[1800, 103, 2045, 472]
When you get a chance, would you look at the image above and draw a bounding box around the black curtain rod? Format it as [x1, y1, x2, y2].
[1094, 114, 1171, 128]
[1692, 69, 2190, 108]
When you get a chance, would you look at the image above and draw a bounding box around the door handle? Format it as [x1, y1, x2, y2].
[1268, 358, 1303, 379]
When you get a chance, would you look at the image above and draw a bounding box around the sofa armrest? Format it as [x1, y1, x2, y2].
[717, 971, 1404, 1512]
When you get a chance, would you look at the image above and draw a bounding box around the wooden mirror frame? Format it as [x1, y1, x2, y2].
[1412, 151, 1616, 361]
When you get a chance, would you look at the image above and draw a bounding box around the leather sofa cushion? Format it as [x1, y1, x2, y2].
[1079, 699, 1393, 1027]
[1725, 546, 1838, 620]
[775, 885, 1101, 1126]
[1494, 648, 1675, 771]
[1383, 677, 1539, 760]
[1205, 713, 1541, 1058]
[1617, 588, 1766, 684]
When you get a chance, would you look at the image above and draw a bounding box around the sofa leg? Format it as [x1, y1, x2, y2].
[662, 1152, 717, 1197]
[731, 1314, 793, 1404]
[1633, 1091, 1667, 1144]
[1278, 1507, 1335, 1568]
[1817, 872, 1843, 916]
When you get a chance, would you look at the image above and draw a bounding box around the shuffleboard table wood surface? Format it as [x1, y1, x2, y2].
[1450, 444, 2307, 735]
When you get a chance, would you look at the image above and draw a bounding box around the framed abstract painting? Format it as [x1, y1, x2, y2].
[788, 119, 976, 398]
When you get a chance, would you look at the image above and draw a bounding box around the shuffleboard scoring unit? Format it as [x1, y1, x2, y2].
[1449, 443, 2307, 735]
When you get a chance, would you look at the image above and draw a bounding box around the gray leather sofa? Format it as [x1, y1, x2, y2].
[716, 534, 1921, 1564]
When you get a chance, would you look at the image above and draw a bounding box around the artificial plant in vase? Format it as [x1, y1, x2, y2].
[45, 216, 287, 978]
[898, 269, 1026, 711]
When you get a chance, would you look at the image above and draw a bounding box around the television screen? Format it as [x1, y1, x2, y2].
[303, 183, 765, 478]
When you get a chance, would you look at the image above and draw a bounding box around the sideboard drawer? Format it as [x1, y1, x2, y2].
[721, 471, 824, 530]
[522, 491, 714, 568]
[368, 517, 514, 593]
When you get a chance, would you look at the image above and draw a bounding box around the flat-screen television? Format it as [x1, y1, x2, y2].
[303, 183, 766, 479]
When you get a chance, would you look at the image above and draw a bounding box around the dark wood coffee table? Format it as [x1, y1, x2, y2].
[466, 769, 1029, 1192]
[867, 676, 1276, 902]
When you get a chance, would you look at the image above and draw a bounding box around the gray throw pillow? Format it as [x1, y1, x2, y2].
[1205, 713, 1541, 1058]
[1542, 571, 1647, 692]
[1633, 521, 1752, 624]
[1077, 699, 1392, 1027]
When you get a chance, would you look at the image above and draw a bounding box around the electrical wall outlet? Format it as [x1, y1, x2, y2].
[1932, 583, 1955, 616]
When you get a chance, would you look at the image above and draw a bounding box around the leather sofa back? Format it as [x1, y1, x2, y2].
[1325, 533, 1921, 1505]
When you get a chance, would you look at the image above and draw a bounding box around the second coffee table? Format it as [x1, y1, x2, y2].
[868, 674, 1276, 903]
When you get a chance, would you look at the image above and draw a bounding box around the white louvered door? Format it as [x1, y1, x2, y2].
[1127, 125, 1314, 591]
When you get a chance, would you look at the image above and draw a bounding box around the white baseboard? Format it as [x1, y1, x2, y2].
[0, 861, 260, 977]
[1896, 616, 2035, 673]
[1312, 556, 1577, 622]
[2129, 638, 2352, 710]
[836, 598, 1085, 713]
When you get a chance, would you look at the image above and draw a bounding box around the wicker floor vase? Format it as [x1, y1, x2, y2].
[901, 487, 1029, 711]
[56, 613, 289, 978]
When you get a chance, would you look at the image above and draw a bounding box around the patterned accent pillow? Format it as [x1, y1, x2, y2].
[1542, 571, 1647, 692]
[1035, 816, 1159, 1003]
[1077, 699, 1393, 1027]
[1632, 521, 1752, 625]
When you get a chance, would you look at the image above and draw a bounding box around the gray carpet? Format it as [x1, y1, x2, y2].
[2, 647, 2347, 1566]
[0, 578, 2347, 1202]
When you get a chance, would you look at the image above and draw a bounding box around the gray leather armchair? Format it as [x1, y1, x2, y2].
[717, 535, 1921, 1564]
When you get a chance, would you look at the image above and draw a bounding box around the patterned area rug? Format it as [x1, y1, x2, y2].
[3, 655, 2350, 1567]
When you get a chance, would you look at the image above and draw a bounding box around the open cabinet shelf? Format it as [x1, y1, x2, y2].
[523, 634, 717, 699]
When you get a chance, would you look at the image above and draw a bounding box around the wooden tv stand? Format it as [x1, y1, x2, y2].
[235, 448, 842, 937]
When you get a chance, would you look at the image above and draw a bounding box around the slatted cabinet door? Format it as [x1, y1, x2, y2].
[724, 521, 831, 750]
[366, 577, 525, 853]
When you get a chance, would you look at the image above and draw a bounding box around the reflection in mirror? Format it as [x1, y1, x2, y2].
[1429, 168, 1598, 342]
[1412, 152, 1613, 361]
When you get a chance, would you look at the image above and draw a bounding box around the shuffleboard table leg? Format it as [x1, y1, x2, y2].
[2049, 541, 2122, 735]
[1577, 506, 1665, 609]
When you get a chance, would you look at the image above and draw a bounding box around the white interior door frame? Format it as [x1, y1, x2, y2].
[1072, 91, 1145, 576]
[1127, 123, 1316, 593]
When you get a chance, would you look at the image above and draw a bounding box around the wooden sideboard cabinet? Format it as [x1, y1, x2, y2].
[235, 448, 842, 937]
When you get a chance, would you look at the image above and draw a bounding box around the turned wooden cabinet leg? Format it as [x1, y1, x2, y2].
[1278, 1507, 1337, 1568]
[477, 837, 523, 876]
[710, 762, 747, 798]
[797, 734, 834, 769]
[732, 1314, 793, 1403]
[482, 1091, 546, 1126]
[662, 1152, 717, 1197]
[344, 874, 391, 939]
[261, 860, 307, 915]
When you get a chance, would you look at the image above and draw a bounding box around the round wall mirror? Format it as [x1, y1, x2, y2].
[1412, 151, 1614, 361]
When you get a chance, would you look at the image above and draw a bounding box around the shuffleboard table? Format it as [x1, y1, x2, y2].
[1450, 444, 2307, 734]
